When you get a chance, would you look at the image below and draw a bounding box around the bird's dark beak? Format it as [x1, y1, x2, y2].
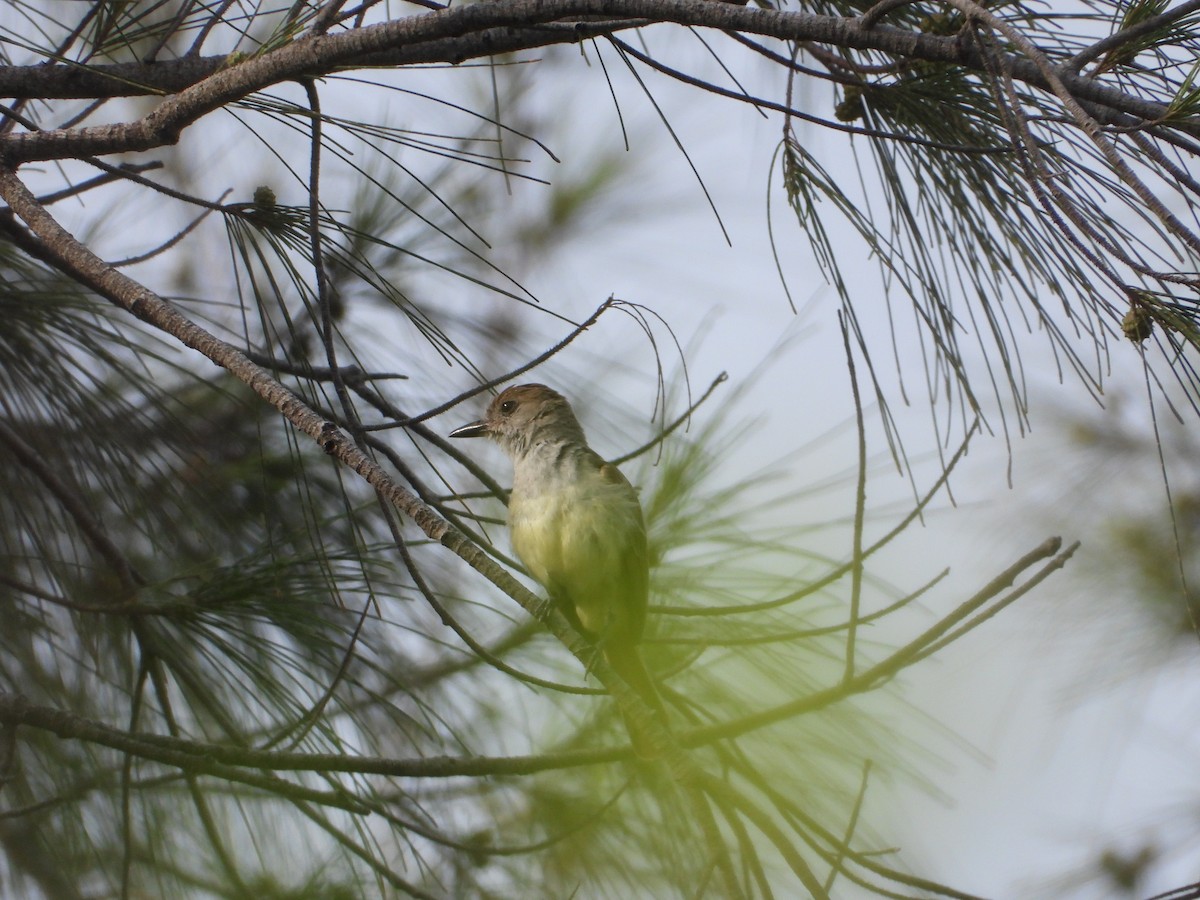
[448, 420, 489, 439]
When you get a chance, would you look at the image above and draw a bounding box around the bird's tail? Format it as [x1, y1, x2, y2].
[603, 642, 669, 759]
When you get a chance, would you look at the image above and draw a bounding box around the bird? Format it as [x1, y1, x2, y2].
[450, 383, 667, 755]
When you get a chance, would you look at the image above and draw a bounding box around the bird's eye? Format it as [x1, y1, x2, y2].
[499, 400, 517, 414]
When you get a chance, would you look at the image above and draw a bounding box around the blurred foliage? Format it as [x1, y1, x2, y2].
[1019, 394, 1200, 896]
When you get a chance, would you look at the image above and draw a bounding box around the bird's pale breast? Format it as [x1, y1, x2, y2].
[508, 474, 647, 641]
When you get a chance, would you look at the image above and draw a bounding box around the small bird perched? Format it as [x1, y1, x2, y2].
[450, 383, 666, 755]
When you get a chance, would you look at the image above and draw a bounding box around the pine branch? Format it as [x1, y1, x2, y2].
[1, 0, 1195, 164]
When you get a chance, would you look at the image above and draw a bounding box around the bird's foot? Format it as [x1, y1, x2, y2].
[581, 640, 605, 678]
[531, 595, 555, 623]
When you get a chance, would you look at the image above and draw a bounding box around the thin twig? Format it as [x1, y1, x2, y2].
[368, 296, 620, 431]
[840, 312, 867, 684]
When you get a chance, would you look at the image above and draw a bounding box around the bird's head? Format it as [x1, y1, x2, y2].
[449, 383, 585, 457]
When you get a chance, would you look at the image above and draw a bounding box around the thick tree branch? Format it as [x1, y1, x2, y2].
[0, 0, 1194, 165]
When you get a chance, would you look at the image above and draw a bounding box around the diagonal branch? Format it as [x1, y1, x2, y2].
[0, 164, 680, 764]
